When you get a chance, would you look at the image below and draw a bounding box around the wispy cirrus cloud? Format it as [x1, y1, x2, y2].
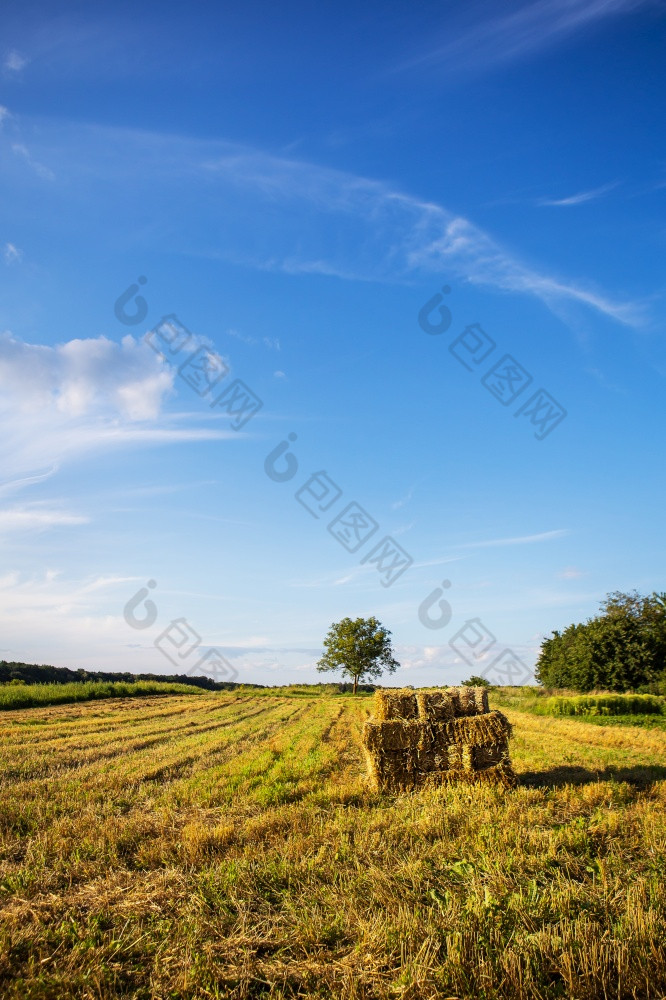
[3, 242, 22, 263]
[0, 119, 647, 326]
[402, 0, 658, 74]
[199, 145, 644, 324]
[558, 566, 586, 578]
[538, 181, 620, 206]
[4, 50, 28, 74]
[11, 141, 55, 180]
[403, 212, 643, 324]
[0, 467, 59, 498]
[0, 504, 88, 533]
[457, 529, 569, 548]
[392, 486, 415, 510]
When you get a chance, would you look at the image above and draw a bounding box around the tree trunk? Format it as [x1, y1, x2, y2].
[353, 674, 358, 695]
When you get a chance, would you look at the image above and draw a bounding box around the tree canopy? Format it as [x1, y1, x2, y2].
[536, 591, 666, 692]
[317, 617, 399, 693]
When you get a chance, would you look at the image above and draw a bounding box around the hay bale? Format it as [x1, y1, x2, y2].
[364, 752, 516, 792]
[416, 690, 455, 721]
[440, 686, 490, 716]
[468, 743, 509, 770]
[458, 686, 477, 716]
[471, 686, 490, 714]
[447, 710, 512, 745]
[362, 690, 515, 793]
[363, 719, 427, 752]
[404, 710, 511, 748]
[447, 686, 488, 716]
[374, 686, 488, 722]
[445, 688, 462, 715]
[373, 688, 418, 720]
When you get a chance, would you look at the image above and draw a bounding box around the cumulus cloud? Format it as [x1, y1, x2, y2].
[0, 332, 235, 482]
[0, 332, 173, 420]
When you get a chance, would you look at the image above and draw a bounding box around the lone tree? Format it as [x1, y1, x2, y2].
[317, 616, 399, 694]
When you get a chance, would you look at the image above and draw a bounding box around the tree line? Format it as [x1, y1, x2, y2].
[0, 661, 253, 691]
[536, 591, 666, 692]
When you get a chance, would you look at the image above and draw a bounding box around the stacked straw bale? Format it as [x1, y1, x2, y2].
[363, 687, 516, 792]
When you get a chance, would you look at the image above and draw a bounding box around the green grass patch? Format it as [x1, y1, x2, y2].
[490, 687, 666, 726]
[556, 712, 666, 731]
[537, 693, 664, 717]
[0, 680, 203, 711]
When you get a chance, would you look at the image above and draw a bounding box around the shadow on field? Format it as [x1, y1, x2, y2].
[518, 764, 666, 788]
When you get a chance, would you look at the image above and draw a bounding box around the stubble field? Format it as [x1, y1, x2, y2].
[1, 689, 665, 1000]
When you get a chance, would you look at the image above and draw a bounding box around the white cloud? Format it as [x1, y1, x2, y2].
[0, 571, 138, 668]
[392, 486, 414, 510]
[226, 328, 256, 346]
[0, 105, 10, 125]
[0, 332, 174, 420]
[0, 504, 88, 532]
[538, 181, 619, 206]
[205, 150, 642, 323]
[0, 332, 235, 481]
[2, 120, 646, 326]
[405, 214, 642, 325]
[4, 51, 27, 73]
[558, 566, 586, 579]
[3, 242, 22, 264]
[0, 467, 59, 497]
[457, 529, 569, 549]
[11, 142, 55, 181]
[403, 0, 656, 74]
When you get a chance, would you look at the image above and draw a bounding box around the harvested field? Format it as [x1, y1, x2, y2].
[1, 690, 666, 999]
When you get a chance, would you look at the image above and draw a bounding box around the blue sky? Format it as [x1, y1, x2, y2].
[1, 0, 665, 687]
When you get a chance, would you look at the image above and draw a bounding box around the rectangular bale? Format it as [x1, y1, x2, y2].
[412, 710, 511, 748]
[443, 686, 490, 717]
[446, 688, 462, 716]
[416, 690, 455, 722]
[366, 756, 516, 792]
[363, 720, 433, 753]
[467, 742, 509, 770]
[373, 688, 418, 720]
[446, 710, 512, 745]
[363, 748, 416, 792]
[458, 686, 477, 716]
[471, 687, 490, 714]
